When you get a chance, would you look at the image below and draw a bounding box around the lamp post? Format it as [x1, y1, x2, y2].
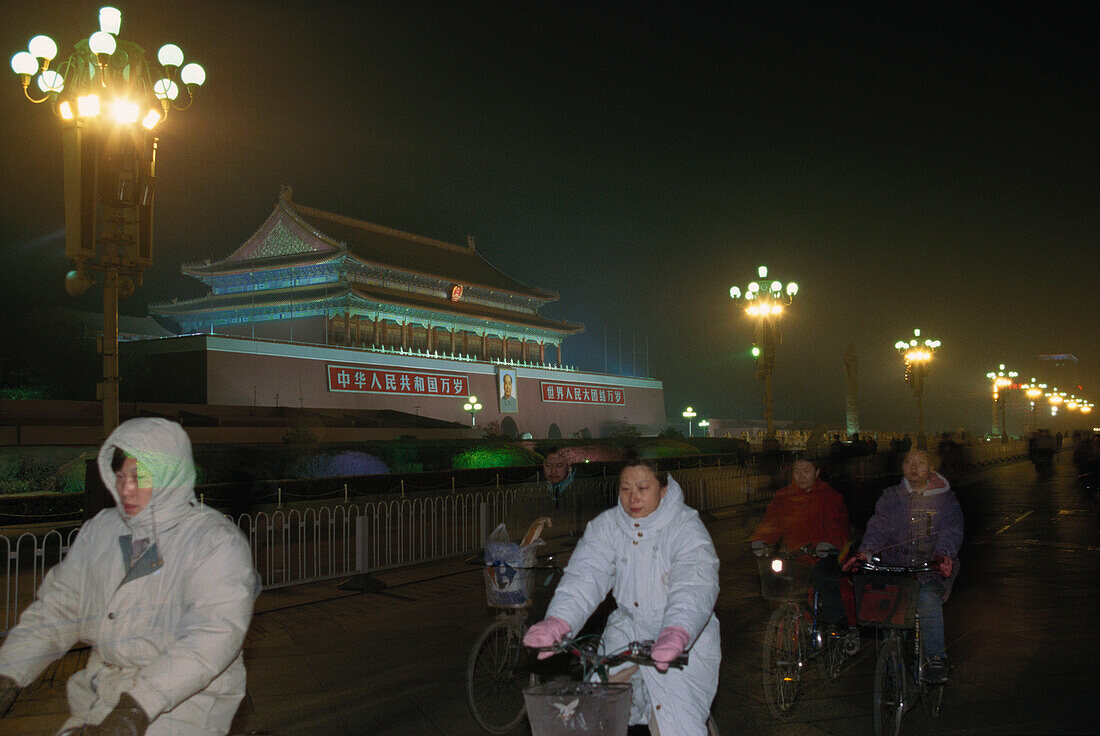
[698, 419, 709, 437]
[463, 396, 483, 426]
[1023, 382, 1045, 433]
[682, 406, 696, 437]
[10, 6, 206, 438]
[985, 364, 1019, 442]
[729, 266, 798, 438]
[894, 329, 940, 450]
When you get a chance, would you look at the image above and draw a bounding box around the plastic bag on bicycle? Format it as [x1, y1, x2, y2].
[484, 523, 544, 608]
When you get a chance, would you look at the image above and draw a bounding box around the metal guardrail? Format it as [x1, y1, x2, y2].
[1, 445, 1031, 632]
[1, 464, 777, 632]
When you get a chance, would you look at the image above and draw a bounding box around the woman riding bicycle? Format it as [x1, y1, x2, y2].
[523, 456, 720, 736]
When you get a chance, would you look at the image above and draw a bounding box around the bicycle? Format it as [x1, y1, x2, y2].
[852, 556, 946, 736]
[466, 542, 565, 734]
[756, 542, 859, 717]
[532, 636, 719, 735]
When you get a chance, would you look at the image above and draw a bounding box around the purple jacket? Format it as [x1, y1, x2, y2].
[858, 472, 963, 596]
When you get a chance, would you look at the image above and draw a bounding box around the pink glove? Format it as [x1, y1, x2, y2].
[841, 551, 867, 573]
[523, 616, 571, 659]
[931, 554, 954, 578]
[650, 626, 690, 672]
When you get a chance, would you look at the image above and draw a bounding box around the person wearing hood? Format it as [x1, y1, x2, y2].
[523, 457, 720, 735]
[0, 418, 259, 735]
[842, 449, 963, 683]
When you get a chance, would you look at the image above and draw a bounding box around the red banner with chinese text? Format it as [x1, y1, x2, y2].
[540, 381, 625, 405]
[327, 365, 469, 397]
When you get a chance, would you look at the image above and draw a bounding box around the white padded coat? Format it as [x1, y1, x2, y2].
[545, 475, 720, 735]
[0, 419, 258, 735]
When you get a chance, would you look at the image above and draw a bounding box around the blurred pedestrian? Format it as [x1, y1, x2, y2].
[0, 419, 259, 735]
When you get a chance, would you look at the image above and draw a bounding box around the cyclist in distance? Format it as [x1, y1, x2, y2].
[843, 449, 963, 682]
[523, 456, 720, 736]
[752, 457, 855, 642]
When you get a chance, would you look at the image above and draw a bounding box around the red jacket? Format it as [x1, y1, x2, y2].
[753, 479, 849, 554]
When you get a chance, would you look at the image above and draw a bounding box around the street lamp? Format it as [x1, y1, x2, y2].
[463, 396, 483, 426]
[10, 7, 206, 437]
[894, 328, 940, 449]
[682, 406, 697, 437]
[729, 265, 798, 438]
[698, 419, 710, 437]
[985, 363, 1018, 442]
[1024, 382, 1045, 432]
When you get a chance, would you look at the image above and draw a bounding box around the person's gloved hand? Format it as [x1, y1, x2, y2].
[0, 674, 20, 718]
[841, 551, 868, 573]
[650, 626, 690, 672]
[931, 554, 954, 578]
[522, 616, 571, 659]
[82, 692, 149, 736]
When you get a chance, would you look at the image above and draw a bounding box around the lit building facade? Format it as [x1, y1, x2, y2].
[134, 187, 666, 437]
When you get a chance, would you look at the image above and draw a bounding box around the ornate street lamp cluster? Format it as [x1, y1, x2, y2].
[729, 266, 798, 438]
[9, 7, 206, 436]
[11, 7, 205, 127]
[986, 364, 1019, 440]
[894, 329, 941, 449]
[682, 406, 697, 437]
[463, 396, 483, 426]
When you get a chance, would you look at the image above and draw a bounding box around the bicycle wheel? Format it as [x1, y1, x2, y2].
[466, 617, 534, 734]
[815, 629, 847, 680]
[873, 636, 905, 736]
[762, 604, 804, 717]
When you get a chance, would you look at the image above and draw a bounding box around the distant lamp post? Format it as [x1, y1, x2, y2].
[682, 406, 697, 437]
[985, 364, 1019, 442]
[894, 328, 940, 449]
[729, 265, 798, 438]
[10, 6, 206, 437]
[1024, 382, 1045, 432]
[463, 396, 483, 426]
[698, 419, 710, 437]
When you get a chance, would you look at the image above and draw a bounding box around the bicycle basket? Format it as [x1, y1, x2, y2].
[524, 682, 631, 735]
[484, 563, 536, 608]
[756, 556, 814, 602]
[853, 573, 920, 629]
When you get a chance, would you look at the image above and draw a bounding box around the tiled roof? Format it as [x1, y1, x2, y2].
[182, 189, 557, 302]
[153, 282, 583, 336]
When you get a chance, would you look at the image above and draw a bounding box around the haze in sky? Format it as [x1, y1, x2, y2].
[1, 2, 1095, 433]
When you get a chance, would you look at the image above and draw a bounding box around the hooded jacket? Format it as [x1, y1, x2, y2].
[858, 471, 963, 594]
[0, 419, 258, 735]
[545, 475, 720, 735]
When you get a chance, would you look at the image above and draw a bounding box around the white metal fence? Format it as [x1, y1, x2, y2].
[2, 447, 1027, 634]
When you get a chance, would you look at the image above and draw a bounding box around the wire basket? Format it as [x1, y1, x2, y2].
[853, 573, 921, 629]
[524, 682, 632, 735]
[756, 556, 815, 602]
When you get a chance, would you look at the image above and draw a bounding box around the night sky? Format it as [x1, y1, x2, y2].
[1, 1, 1096, 434]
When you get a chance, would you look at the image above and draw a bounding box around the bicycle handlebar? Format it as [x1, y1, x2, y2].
[853, 555, 934, 575]
[534, 637, 689, 670]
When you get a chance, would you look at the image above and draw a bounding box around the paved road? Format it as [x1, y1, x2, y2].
[2, 454, 1097, 735]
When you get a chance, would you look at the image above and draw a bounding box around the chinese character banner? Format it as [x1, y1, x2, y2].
[327, 365, 469, 397]
[540, 381, 626, 405]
